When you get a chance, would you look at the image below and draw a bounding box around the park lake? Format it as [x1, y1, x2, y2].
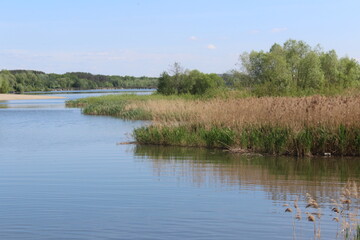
[1, 90, 360, 239]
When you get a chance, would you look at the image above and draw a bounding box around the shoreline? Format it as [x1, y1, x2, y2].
[0, 94, 65, 101]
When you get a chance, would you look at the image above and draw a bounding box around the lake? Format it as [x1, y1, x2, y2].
[0, 90, 359, 239]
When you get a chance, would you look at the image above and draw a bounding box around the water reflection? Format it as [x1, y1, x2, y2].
[134, 145, 360, 202]
[0, 90, 153, 109]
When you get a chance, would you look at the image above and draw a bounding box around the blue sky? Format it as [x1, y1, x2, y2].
[1, 0, 359, 76]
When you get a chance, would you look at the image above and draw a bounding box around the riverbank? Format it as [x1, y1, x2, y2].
[0, 94, 65, 100]
[66, 93, 360, 156]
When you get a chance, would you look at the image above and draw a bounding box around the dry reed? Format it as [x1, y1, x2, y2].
[285, 181, 360, 239]
[127, 95, 360, 130]
[68, 94, 360, 155]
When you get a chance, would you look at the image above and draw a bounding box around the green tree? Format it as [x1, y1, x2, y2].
[239, 44, 292, 95]
[157, 66, 224, 96]
[0, 74, 10, 93]
[283, 39, 311, 85]
[298, 51, 324, 90]
[265, 44, 292, 93]
[240, 51, 268, 85]
[0, 71, 16, 93]
[157, 72, 176, 95]
[338, 57, 360, 87]
[320, 50, 339, 86]
[189, 71, 223, 95]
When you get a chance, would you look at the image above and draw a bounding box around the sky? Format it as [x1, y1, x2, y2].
[0, 0, 360, 77]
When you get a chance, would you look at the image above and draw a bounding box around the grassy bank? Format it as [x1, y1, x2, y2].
[134, 124, 360, 156]
[66, 92, 360, 156]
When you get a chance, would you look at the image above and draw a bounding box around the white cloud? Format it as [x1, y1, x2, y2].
[207, 44, 216, 50]
[271, 27, 288, 33]
[189, 36, 198, 41]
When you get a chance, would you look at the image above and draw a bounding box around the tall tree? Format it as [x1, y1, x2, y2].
[298, 51, 324, 90]
[338, 57, 360, 87]
[283, 39, 311, 86]
[320, 50, 339, 86]
[265, 44, 292, 92]
[157, 72, 175, 95]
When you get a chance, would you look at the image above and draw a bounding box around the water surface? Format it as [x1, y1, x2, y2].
[0, 90, 359, 239]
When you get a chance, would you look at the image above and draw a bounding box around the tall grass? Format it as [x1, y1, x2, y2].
[134, 125, 235, 148]
[67, 93, 360, 156]
[134, 124, 360, 156]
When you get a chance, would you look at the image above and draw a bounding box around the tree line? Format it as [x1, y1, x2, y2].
[0, 70, 158, 93]
[228, 39, 360, 96]
[157, 40, 360, 97]
[1, 39, 359, 96]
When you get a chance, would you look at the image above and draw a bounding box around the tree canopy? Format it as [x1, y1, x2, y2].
[234, 39, 360, 96]
[157, 63, 224, 95]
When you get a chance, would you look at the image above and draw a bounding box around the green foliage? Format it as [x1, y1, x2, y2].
[157, 72, 176, 95]
[190, 71, 223, 95]
[240, 125, 291, 154]
[67, 94, 155, 120]
[338, 57, 360, 88]
[298, 51, 324, 90]
[157, 63, 225, 95]
[0, 70, 158, 92]
[236, 39, 360, 96]
[0, 74, 11, 93]
[320, 50, 339, 85]
[134, 124, 360, 156]
[201, 127, 235, 148]
[134, 125, 235, 148]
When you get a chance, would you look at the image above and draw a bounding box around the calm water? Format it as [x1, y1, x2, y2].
[1, 91, 360, 239]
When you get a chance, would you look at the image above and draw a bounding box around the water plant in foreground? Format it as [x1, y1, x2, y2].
[285, 181, 360, 239]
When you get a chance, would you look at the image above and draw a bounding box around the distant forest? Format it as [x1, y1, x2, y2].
[0, 70, 158, 93]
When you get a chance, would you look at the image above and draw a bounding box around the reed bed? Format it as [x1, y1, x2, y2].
[66, 94, 360, 156]
[131, 95, 360, 130]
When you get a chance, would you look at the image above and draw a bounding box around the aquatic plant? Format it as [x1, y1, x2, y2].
[285, 181, 360, 239]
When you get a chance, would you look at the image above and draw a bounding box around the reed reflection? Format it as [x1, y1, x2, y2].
[134, 145, 360, 202]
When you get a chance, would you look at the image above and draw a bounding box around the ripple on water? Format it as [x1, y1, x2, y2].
[0, 92, 359, 239]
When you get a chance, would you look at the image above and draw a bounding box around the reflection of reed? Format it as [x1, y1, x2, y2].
[134, 145, 360, 202]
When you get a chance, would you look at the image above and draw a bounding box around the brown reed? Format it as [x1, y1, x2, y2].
[127, 95, 360, 131]
[285, 181, 360, 239]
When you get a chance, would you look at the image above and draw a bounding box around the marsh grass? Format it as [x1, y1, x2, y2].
[134, 125, 236, 148]
[66, 93, 360, 156]
[67, 93, 360, 129]
[134, 124, 360, 156]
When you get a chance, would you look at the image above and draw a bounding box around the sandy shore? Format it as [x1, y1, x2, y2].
[0, 94, 65, 101]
